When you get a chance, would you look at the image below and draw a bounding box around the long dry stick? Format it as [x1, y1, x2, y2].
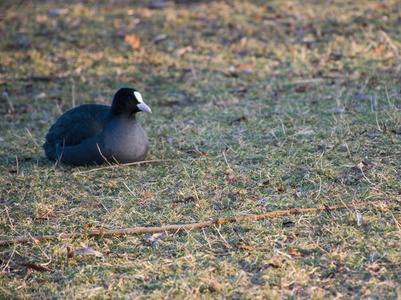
[0, 200, 387, 246]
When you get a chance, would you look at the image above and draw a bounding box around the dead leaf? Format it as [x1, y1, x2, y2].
[294, 191, 302, 198]
[176, 45, 193, 56]
[13, 261, 52, 272]
[74, 247, 104, 258]
[107, 57, 127, 64]
[371, 46, 386, 54]
[226, 174, 236, 186]
[214, 98, 239, 107]
[153, 34, 167, 42]
[357, 212, 363, 226]
[238, 245, 269, 251]
[144, 231, 168, 243]
[351, 162, 364, 171]
[186, 148, 208, 156]
[382, 55, 394, 63]
[289, 248, 302, 256]
[373, 1, 390, 9]
[34, 92, 47, 99]
[124, 34, 141, 50]
[237, 64, 254, 71]
[142, 193, 154, 198]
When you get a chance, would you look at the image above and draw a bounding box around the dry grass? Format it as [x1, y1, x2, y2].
[1, 0, 401, 298]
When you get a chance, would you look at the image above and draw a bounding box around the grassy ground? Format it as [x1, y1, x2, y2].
[1, 0, 401, 298]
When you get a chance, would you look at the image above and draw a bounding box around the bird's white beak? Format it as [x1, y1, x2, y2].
[137, 102, 152, 114]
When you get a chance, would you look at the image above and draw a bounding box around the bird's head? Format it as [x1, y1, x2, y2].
[112, 88, 152, 115]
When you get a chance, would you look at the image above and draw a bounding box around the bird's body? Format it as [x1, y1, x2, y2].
[43, 88, 151, 166]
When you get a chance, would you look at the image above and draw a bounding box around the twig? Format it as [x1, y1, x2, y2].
[384, 86, 394, 109]
[15, 155, 19, 176]
[0, 200, 389, 246]
[1, 243, 16, 272]
[5, 206, 14, 231]
[222, 150, 232, 171]
[72, 157, 213, 176]
[238, 245, 270, 251]
[201, 227, 212, 249]
[193, 185, 202, 209]
[281, 78, 327, 86]
[72, 159, 164, 175]
[25, 127, 40, 147]
[3, 91, 15, 113]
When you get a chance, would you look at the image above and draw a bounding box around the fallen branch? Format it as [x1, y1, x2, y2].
[0, 200, 388, 246]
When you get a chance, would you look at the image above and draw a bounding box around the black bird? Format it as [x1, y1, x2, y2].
[43, 88, 152, 166]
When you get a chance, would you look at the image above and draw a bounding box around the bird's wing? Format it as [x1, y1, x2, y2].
[45, 105, 109, 147]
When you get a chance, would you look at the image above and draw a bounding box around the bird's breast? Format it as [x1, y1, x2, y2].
[102, 118, 149, 163]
